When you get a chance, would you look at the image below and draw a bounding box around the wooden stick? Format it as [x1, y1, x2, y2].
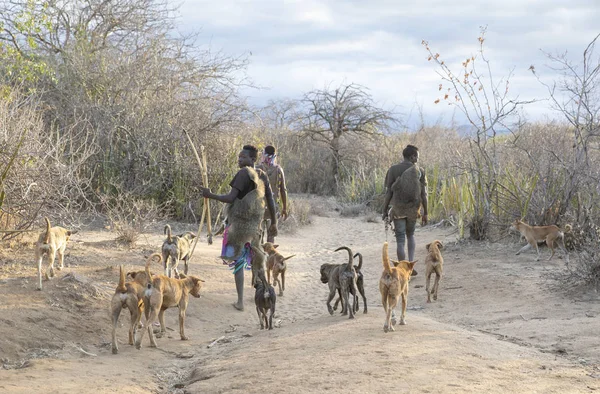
[200, 145, 213, 245]
[182, 128, 206, 262]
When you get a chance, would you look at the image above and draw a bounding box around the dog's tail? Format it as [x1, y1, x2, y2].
[334, 246, 353, 271]
[382, 242, 392, 274]
[164, 224, 172, 243]
[116, 265, 127, 293]
[283, 254, 296, 261]
[145, 252, 162, 288]
[353, 252, 363, 270]
[42, 217, 51, 245]
[563, 224, 572, 234]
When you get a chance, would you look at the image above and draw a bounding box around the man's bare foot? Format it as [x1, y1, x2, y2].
[232, 302, 244, 311]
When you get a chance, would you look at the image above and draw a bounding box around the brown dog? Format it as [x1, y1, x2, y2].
[425, 240, 444, 303]
[262, 242, 295, 296]
[110, 254, 160, 354]
[379, 242, 416, 332]
[135, 254, 204, 349]
[34, 217, 77, 290]
[162, 224, 196, 278]
[510, 219, 570, 263]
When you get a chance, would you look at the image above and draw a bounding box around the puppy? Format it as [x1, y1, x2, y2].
[262, 242, 295, 296]
[320, 246, 358, 319]
[34, 217, 77, 290]
[379, 242, 416, 332]
[333, 252, 367, 314]
[510, 219, 570, 263]
[162, 224, 196, 278]
[135, 254, 204, 349]
[254, 280, 276, 329]
[109, 254, 159, 354]
[425, 240, 444, 303]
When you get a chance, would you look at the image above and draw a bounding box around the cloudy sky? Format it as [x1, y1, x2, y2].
[177, 0, 599, 128]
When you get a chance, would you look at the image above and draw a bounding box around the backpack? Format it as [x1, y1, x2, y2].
[390, 164, 422, 219]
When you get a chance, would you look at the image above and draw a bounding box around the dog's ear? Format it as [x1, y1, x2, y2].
[128, 272, 138, 279]
[408, 261, 417, 270]
[391, 259, 401, 267]
[437, 241, 444, 249]
[273, 244, 279, 249]
[179, 273, 187, 279]
[425, 243, 431, 251]
[67, 230, 78, 236]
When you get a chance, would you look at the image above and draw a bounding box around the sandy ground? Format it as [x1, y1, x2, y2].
[1, 196, 599, 393]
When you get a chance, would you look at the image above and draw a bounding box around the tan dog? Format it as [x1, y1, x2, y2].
[425, 240, 444, 303]
[109, 254, 159, 354]
[135, 254, 204, 349]
[161, 224, 196, 278]
[34, 217, 77, 290]
[379, 242, 416, 332]
[510, 219, 570, 263]
[262, 242, 295, 296]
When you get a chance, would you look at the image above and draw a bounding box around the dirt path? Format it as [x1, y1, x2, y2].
[1, 201, 599, 393]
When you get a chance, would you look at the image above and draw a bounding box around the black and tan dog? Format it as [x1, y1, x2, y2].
[110, 254, 160, 354]
[161, 224, 196, 278]
[254, 280, 276, 330]
[425, 240, 444, 303]
[320, 246, 358, 319]
[334, 252, 367, 314]
[135, 254, 204, 349]
[262, 242, 295, 296]
[34, 217, 77, 290]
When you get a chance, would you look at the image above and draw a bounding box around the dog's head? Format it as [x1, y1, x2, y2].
[510, 219, 523, 233]
[127, 270, 150, 284]
[179, 232, 197, 241]
[261, 242, 279, 255]
[426, 240, 443, 252]
[64, 229, 78, 240]
[181, 274, 204, 298]
[320, 264, 335, 284]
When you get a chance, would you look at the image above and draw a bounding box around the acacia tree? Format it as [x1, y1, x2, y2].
[299, 83, 396, 193]
[423, 27, 533, 239]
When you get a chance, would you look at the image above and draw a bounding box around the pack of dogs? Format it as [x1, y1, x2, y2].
[32, 216, 572, 351]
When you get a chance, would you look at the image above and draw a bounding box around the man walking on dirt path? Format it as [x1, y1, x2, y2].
[199, 144, 278, 311]
[381, 144, 428, 276]
[257, 145, 288, 243]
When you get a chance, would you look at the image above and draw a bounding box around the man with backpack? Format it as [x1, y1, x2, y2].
[381, 144, 428, 276]
[258, 145, 288, 243]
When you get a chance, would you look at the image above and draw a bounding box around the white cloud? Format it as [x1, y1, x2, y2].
[177, 0, 600, 127]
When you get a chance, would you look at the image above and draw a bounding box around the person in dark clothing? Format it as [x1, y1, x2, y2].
[381, 144, 428, 276]
[199, 145, 277, 311]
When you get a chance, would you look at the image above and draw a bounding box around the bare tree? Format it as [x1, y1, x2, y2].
[299, 83, 397, 193]
[531, 33, 600, 224]
[423, 27, 534, 239]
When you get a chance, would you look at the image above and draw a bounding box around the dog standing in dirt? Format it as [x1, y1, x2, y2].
[254, 280, 276, 329]
[161, 224, 196, 278]
[379, 242, 416, 332]
[510, 219, 570, 263]
[110, 254, 160, 354]
[320, 246, 358, 319]
[262, 242, 295, 296]
[135, 254, 204, 349]
[333, 252, 367, 314]
[425, 240, 444, 303]
[34, 217, 77, 290]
